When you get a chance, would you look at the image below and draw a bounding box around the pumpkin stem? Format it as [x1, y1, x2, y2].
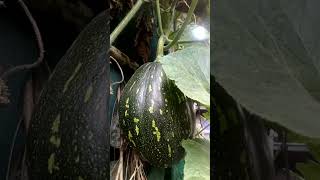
[111, 0, 147, 45]
[156, 35, 165, 60]
[164, 0, 198, 50]
[156, 0, 164, 36]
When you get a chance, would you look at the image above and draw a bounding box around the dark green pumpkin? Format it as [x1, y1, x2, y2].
[27, 10, 109, 179]
[119, 62, 194, 168]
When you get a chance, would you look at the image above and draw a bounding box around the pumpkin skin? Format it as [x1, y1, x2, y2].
[27, 10, 109, 179]
[119, 62, 194, 167]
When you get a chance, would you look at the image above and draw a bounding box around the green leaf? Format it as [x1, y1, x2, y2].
[297, 162, 320, 180]
[213, 0, 320, 138]
[160, 45, 210, 106]
[182, 138, 210, 180]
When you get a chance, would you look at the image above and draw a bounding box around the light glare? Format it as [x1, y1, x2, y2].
[191, 26, 208, 40]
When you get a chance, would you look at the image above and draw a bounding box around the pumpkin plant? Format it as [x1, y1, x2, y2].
[111, 0, 210, 179]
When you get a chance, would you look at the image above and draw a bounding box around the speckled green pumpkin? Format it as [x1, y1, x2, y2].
[27, 10, 109, 179]
[119, 62, 194, 167]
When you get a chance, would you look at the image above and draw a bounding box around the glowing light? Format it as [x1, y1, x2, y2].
[191, 26, 208, 40]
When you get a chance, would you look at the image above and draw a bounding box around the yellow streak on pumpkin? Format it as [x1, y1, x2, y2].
[152, 120, 161, 142]
[135, 125, 139, 136]
[63, 62, 82, 93]
[148, 85, 152, 93]
[149, 106, 154, 113]
[49, 136, 61, 148]
[75, 155, 80, 163]
[125, 98, 129, 108]
[149, 100, 154, 113]
[128, 131, 136, 146]
[110, 86, 113, 95]
[129, 81, 136, 91]
[133, 118, 140, 123]
[51, 114, 61, 133]
[48, 153, 59, 174]
[125, 110, 129, 117]
[48, 154, 54, 174]
[168, 144, 172, 157]
[84, 85, 93, 103]
[136, 88, 140, 94]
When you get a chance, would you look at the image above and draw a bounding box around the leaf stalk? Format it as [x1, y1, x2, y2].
[164, 0, 198, 50]
[110, 0, 146, 44]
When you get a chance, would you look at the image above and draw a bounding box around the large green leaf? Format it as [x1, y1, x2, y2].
[160, 45, 210, 106]
[296, 162, 320, 180]
[278, 0, 320, 72]
[213, 0, 320, 138]
[182, 138, 210, 180]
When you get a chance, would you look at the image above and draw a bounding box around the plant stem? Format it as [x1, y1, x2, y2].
[195, 123, 210, 137]
[1, 0, 45, 80]
[170, 0, 178, 32]
[156, 35, 165, 59]
[166, 38, 208, 44]
[164, 0, 198, 50]
[156, 0, 164, 35]
[110, 46, 139, 70]
[110, 0, 145, 45]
